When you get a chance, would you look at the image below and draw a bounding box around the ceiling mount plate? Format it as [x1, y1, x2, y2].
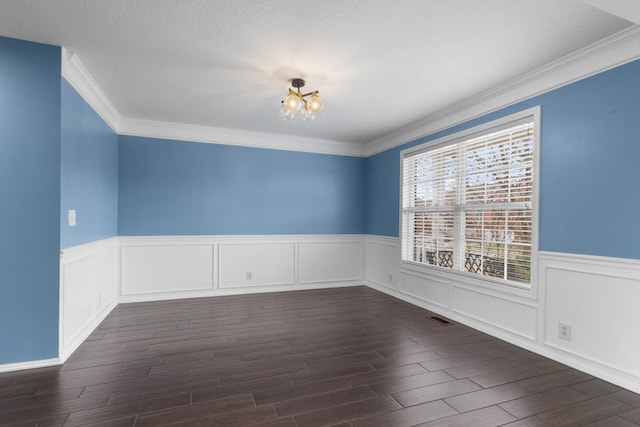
[291, 78, 305, 89]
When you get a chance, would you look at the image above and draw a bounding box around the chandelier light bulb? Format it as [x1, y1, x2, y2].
[307, 92, 324, 114]
[302, 106, 315, 121]
[279, 102, 296, 120]
[283, 91, 302, 113]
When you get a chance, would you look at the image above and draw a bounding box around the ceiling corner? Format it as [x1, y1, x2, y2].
[578, 0, 640, 25]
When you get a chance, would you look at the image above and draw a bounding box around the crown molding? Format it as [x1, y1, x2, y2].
[364, 25, 640, 156]
[60, 48, 365, 157]
[118, 117, 366, 157]
[62, 25, 640, 159]
[61, 48, 120, 132]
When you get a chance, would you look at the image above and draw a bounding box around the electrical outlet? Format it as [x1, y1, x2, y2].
[246, 272, 253, 280]
[559, 322, 572, 341]
[388, 273, 393, 284]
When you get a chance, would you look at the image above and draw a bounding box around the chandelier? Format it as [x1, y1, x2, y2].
[279, 78, 324, 121]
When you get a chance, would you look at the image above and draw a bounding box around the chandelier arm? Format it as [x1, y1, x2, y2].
[288, 88, 302, 98]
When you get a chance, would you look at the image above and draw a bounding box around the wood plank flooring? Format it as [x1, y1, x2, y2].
[1, 286, 639, 426]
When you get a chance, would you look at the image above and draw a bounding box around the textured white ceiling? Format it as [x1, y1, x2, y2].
[0, 0, 634, 145]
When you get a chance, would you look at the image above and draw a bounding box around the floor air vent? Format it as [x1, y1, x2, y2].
[429, 315, 454, 325]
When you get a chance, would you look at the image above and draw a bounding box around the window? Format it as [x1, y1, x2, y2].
[401, 109, 538, 286]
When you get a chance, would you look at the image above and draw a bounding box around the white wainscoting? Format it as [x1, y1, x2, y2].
[451, 286, 537, 341]
[538, 251, 640, 393]
[299, 239, 363, 284]
[59, 237, 120, 362]
[122, 244, 214, 294]
[365, 236, 538, 342]
[119, 235, 365, 302]
[364, 236, 640, 394]
[220, 243, 295, 288]
[12, 234, 640, 394]
[364, 235, 398, 290]
[400, 270, 450, 310]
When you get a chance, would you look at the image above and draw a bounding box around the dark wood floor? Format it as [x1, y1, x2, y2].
[1, 286, 639, 427]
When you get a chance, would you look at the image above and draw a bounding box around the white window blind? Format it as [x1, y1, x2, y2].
[401, 116, 535, 285]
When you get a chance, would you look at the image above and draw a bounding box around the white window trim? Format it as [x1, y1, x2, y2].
[398, 106, 541, 297]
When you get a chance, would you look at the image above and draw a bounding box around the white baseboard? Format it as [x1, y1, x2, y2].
[0, 358, 61, 374]
[59, 300, 118, 362]
[535, 344, 640, 396]
[119, 280, 362, 303]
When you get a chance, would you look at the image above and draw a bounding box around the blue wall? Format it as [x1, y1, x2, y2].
[1, 34, 638, 366]
[0, 37, 61, 363]
[538, 63, 640, 259]
[118, 136, 366, 235]
[364, 147, 401, 237]
[365, 59, 640, 260]
[61, 78, 118, 249]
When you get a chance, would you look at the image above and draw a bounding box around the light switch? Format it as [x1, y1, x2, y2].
[68, 209, 76, 227]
